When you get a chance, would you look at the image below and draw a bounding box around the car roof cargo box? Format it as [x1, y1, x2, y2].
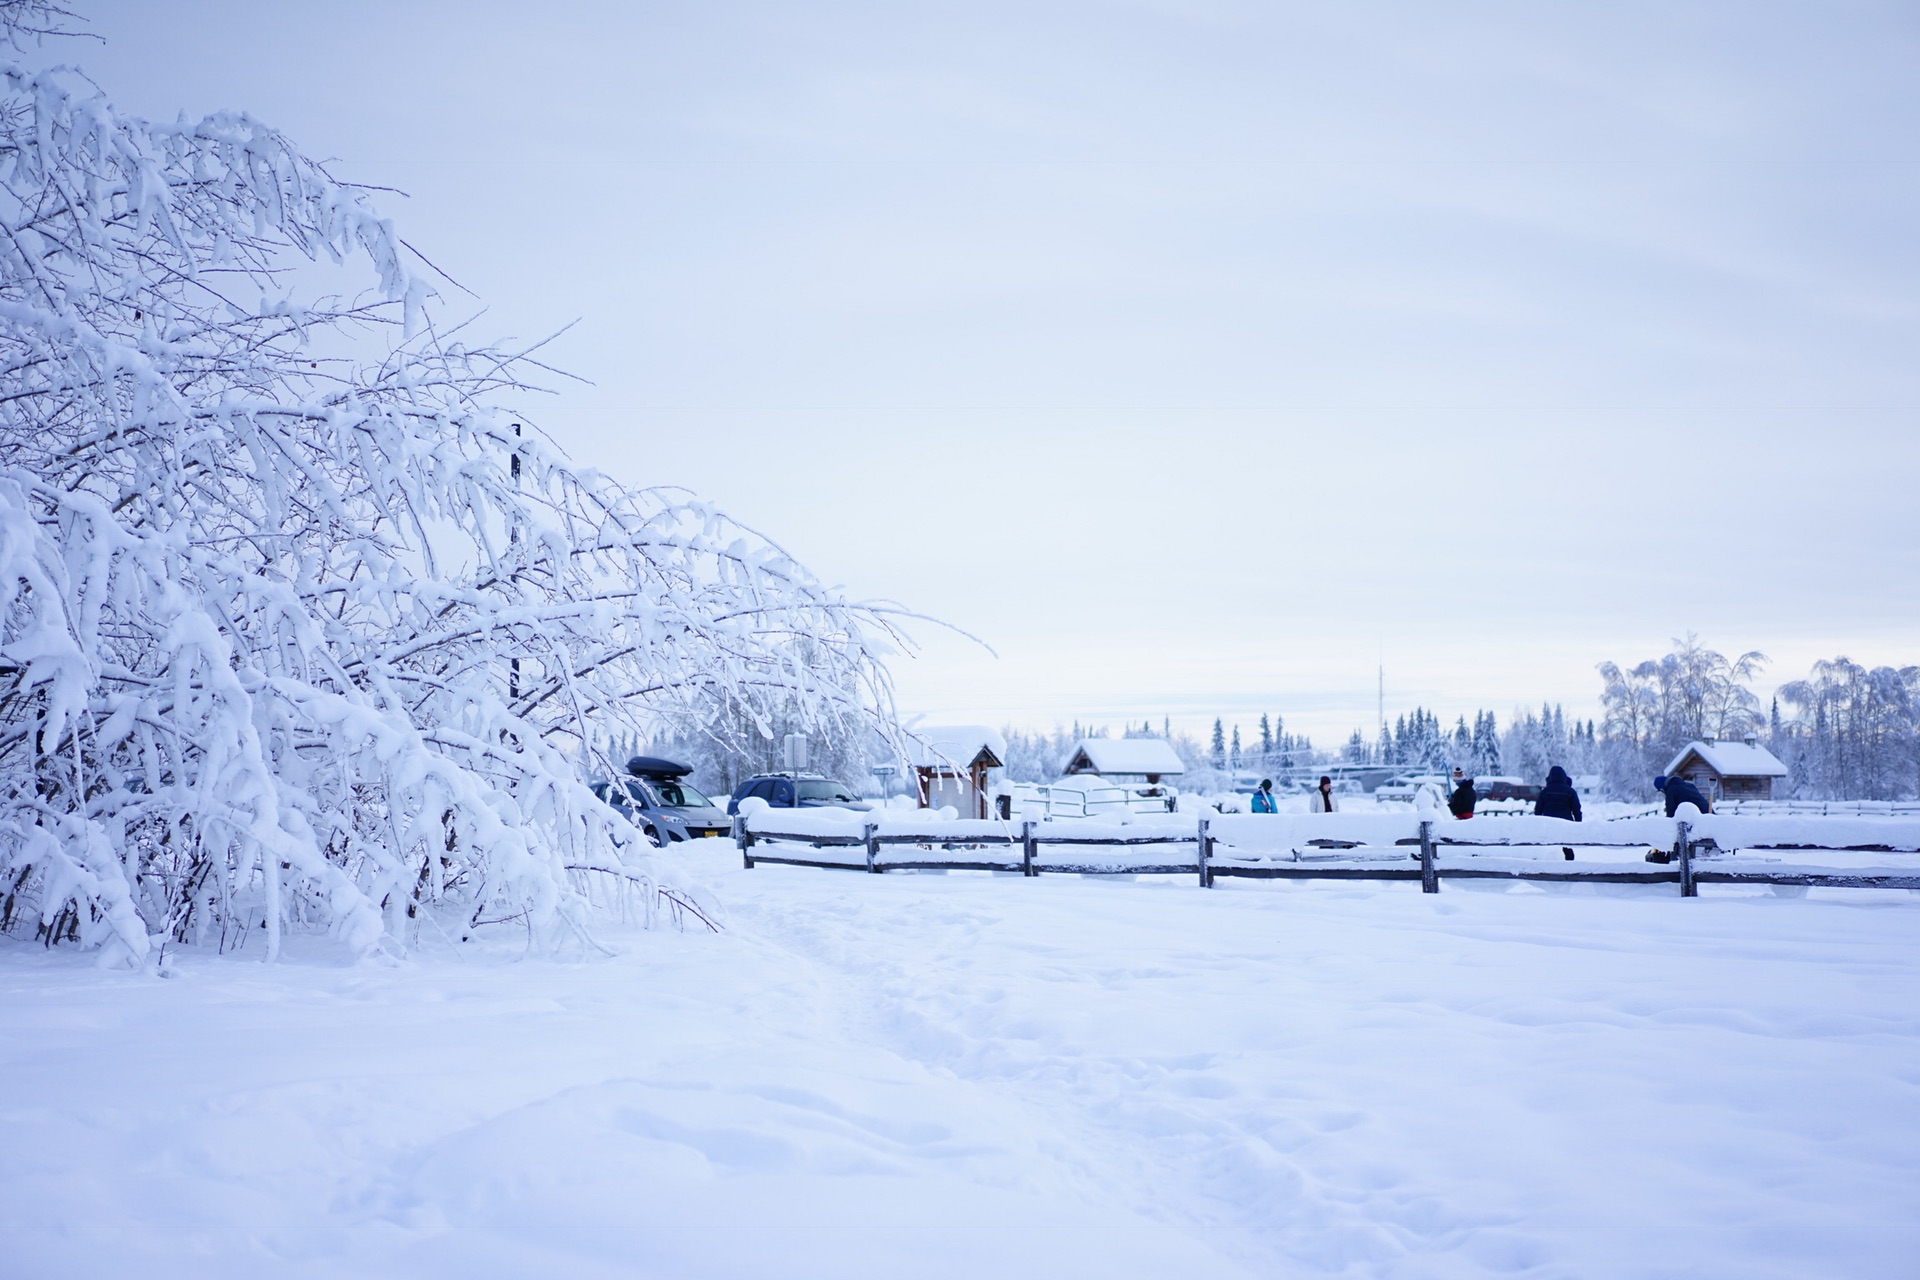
[626, 755, 692, 778]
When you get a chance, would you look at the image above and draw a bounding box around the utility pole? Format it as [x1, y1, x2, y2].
[1377, 661, 1385, 764]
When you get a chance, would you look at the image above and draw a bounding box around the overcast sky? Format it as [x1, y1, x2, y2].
[78, 0, 1920, 745]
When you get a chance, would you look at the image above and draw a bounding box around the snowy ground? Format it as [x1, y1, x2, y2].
[5, 844, 1917, 1279]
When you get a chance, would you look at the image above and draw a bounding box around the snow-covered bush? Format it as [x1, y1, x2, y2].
[0, 5, 911, 964]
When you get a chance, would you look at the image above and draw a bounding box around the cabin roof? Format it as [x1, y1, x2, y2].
[907, 725, 1006, 772]
[1064, 737, 1185, 776]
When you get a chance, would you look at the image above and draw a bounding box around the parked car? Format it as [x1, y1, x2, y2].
[1374, 775, 1446, 803]
[592, 756, 732, 845]
[1477, 777, 1541, 803]
[726, 773, 872, 816]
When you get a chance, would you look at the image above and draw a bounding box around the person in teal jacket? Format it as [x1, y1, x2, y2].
[1251, 779, 1277, 813]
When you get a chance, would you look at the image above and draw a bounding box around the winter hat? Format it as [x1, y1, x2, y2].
[1653, 775, 1669, 790]
[1259, 779, 1272, 790]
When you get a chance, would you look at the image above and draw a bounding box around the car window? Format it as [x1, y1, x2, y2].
[651, 780, 712, 809]
[796, 779, 854, 802]
[747, 779, 777, 801]
[771, 780, 795, 805]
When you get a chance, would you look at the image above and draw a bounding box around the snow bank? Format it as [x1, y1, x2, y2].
[4, 846, 1916, 1279]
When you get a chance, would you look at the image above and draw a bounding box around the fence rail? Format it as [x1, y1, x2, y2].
[1003, 781, 1171, 820]
[734, 811, 1920, 896]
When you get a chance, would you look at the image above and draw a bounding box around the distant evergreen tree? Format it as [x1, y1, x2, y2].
[1210, 718, 1226, 769]
[1230, 725, 1242, 771]
[1472, 710, 1502, 777]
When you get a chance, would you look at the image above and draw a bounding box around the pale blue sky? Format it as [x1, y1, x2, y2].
[77, 0, 1920, 742]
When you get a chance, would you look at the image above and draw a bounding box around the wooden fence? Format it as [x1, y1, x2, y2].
[734, 811, 1920, 897]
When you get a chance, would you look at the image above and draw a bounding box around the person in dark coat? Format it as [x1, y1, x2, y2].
[1654, 774, 1712, 817]
[1447, 768, 1476, 819]
[1251, 779, 1277, 814]
[1534, 765, 1583, 822]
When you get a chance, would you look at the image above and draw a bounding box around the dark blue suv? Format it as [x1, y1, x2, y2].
[726, 773, 871, 816]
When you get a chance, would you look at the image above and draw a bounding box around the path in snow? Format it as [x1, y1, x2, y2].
[3, 842, 1916, 1278]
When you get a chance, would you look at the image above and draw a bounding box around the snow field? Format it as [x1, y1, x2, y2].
[3, 842, 1917, 1278]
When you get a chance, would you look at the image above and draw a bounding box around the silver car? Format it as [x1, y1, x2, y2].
[593, 757, 733, 846]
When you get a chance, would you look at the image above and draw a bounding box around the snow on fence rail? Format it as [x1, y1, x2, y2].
[733, 810, 1920, 896]
[1709, 799, 1920, 817]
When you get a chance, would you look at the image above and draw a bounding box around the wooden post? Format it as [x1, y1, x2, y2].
[735, 813, 755, 869]
[865, 820, 880, 874]
[1418, 819, 1438, 893]
[1022, 820, 1036, 877]
[1677, 820, 1694, 897]
[1198, 816, 1213, 888]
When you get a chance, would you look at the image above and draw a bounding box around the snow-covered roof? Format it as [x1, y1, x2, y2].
[908, 725, 1007, 772]
[1063, 738, 1186, 777]
[1665, 739, 1788, 779]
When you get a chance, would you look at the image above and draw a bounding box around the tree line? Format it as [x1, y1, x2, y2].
[990, 638, 1920, 801]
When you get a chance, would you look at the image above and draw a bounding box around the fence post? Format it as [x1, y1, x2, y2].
[735, 813, 755, 870]
[1676, 820, 1694, 897]
[1418, 819, 1438, 894]
[1198, 816, 1213, 888]
[1022, 820, 1037, 877]
[865, 820, 880, 874]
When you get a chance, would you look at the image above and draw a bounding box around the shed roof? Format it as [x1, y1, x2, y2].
[908, 725, 1007, 772]
[1664, 739, 1788, 779]
[1064, 737, 1186, 777]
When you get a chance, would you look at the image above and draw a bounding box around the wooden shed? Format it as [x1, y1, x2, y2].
[1061, 738, 1185, 786]
[909, 726, 1007, 819]
[1663, 737, 1789, 803]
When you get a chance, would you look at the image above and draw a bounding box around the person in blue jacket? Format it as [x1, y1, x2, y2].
[1654, 774, 1712, 817]
[1534, 765, 1583, 821]
[1251, 779, 1277, 814]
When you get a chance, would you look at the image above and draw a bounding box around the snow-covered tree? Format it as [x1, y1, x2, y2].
[1595, 636, 1767, 796]
[1342, 729, 1368, 764]
[0, 8, 915, 964]
[1776, 657, 1920, 800]
[1470, 710, 1502, 777]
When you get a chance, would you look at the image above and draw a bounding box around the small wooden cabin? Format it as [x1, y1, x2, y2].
[1061, 738, 1185, 786]
[910, 726, 1007, 820]
[1664, 737, 1788, 803]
